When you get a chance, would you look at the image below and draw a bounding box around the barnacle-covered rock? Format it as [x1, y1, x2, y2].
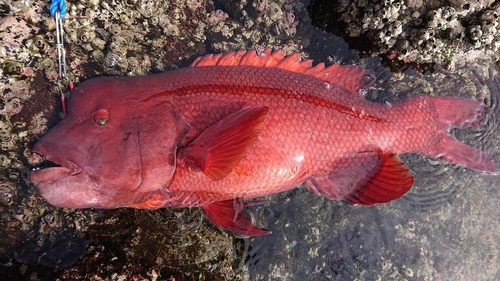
[205, 0, 303, 54]
[309, 0, 500, 68]
[25, 35, 49, 53]
[1, 60, 23, 77]
[0, 181, 16, 206]
[77, 26, 96, 43]
[0, 119, 18, 151]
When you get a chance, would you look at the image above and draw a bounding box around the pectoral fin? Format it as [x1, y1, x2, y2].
[201, 198, 271, 236]
[181, 106, 269, 181]
[305, 149, 414, 205]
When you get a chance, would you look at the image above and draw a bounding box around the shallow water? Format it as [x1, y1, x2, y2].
[1, 0, 500, 280]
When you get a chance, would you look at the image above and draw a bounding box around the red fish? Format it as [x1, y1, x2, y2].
[30, 49, 497, 236]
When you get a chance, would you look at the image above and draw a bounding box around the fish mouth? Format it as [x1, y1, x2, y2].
[29, 142, 114, 209]
[30, 143, 83, 184]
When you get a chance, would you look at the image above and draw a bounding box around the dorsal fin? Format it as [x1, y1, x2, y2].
[190, 49, 376, 95]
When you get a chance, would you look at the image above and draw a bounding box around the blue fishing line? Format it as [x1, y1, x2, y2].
[50, 0, 67, 18]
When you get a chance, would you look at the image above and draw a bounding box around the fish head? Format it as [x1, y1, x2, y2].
[30, 77, 187, 209]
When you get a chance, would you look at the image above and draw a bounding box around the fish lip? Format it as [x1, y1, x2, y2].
[30, 143, 83, 184]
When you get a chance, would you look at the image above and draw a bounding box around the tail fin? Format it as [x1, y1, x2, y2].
[429, 97, 498, 173]
[431, 97, 485, 129]
[438, 136, 497, 173]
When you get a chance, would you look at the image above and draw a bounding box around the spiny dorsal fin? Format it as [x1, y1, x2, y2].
[190, 49, 376, 95]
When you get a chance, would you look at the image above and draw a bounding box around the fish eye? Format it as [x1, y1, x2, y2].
[93, 109, 109, 125]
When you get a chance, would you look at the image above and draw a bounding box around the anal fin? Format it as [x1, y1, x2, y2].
[202, 198, 271, 236]
[305, 149, 414, 205]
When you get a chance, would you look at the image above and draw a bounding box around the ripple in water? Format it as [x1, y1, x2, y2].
[469, 69, 500, 155]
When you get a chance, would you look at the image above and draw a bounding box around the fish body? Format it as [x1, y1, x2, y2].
[31, 50, 497, 235]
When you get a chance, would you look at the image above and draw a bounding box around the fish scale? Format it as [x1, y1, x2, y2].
[30, 49, 497, 236]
